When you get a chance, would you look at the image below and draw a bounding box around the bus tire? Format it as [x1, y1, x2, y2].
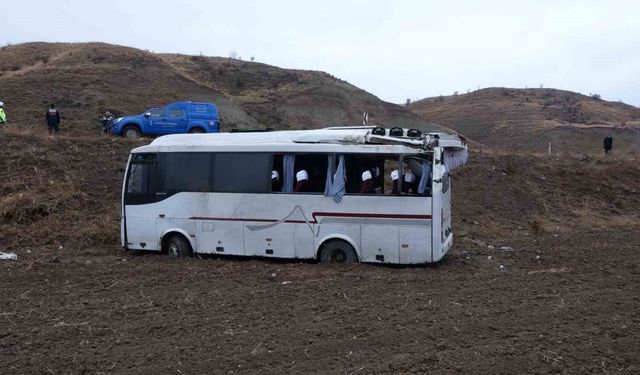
[319, 240, 358, 265]
[122, 125, 141, 139]
[164, 234, 192, 258]
[188, 127, 204, 133]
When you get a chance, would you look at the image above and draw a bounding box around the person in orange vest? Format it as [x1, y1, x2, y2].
[45, 104, 61, 134]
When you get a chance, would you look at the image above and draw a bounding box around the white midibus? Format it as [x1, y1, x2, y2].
[121, 127, 468, 264]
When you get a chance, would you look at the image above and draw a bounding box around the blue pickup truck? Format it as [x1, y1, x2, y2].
[109, 102, 220, 138]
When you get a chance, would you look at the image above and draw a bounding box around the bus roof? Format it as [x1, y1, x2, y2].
[131, 127, 467, 154]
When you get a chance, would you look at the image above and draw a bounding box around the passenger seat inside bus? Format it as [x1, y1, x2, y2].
[294, 169, 309, 192]
[272, 170, 281, 192]
[359, 170, 374, 194]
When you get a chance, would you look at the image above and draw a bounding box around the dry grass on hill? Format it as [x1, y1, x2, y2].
[410, 88, 640, 155]
[0, 42, 435, 135]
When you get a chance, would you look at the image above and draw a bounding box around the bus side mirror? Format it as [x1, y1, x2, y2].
[144, 112, 151, 118]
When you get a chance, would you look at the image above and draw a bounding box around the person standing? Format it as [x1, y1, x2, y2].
[45, 104, 61, 134]
[101, 111, 114, 134]
[0, 102, 6, 126]
[603, 134, 613, 155]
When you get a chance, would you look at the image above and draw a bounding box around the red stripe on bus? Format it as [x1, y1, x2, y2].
[312, 212, 431, 221]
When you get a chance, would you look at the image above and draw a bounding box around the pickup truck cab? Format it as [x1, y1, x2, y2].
[109, 102, 220, 138]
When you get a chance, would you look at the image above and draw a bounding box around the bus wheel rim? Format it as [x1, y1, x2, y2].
[168, 243, 179, 256]
[332, 249, 346, 263]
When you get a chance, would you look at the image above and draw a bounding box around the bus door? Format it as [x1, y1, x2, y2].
[123, 153, 160, 250]
[431, 147, 449, 261]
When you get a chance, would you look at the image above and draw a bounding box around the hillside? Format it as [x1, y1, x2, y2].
[0, 42, 435, 134]
[159, 53, 431, 130]
[410, 88, 640, 155]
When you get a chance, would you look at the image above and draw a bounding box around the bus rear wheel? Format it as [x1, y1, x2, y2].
[165, 235, 192, 258]
[319, 240, 358, 265]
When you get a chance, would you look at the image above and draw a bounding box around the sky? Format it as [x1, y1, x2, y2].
[2, 0, 639, 106]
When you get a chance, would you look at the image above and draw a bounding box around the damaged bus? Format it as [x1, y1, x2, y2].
[121, 127, 468, 264]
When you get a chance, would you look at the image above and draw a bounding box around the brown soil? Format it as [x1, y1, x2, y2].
[2, 131, 640, 373]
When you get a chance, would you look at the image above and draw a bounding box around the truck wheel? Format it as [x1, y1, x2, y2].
[188, 127, 204, 134]
[319, 240, 358, 265]
[164, 235, 192, 258]
[122, 125, 141, 139]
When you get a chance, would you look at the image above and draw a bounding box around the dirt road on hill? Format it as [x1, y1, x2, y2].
[2, 227, 639, 374]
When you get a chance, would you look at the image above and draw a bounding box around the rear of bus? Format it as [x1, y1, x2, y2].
[430, 146, 458, 262]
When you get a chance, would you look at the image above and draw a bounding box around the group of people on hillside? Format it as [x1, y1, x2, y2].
[0, 102, 61, 134]
[0, 103, 114, 135]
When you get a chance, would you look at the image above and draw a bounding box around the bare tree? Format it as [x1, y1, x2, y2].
[405, 98, 411, 107]
[453, 91, 458, 98]
[229, 51, 238, 59]
[250, 56, 255, 62]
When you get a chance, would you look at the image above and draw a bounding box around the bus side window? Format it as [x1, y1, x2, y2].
[212, 153, 271, 193]
[402, 158, 418, 194]
[125, 153, 158, 205]
[293, 154, 327, 193]
[127, 154, 157, 194]
[344, 154, 385, 194]
[272, 154, 283, 192]
[159, 152, 211, 193]
[387, 156, 430, 196]
[384, 158, 398, 195]
[402, 156, 432, 196]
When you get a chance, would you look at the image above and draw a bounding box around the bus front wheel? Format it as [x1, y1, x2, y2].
[319, 240, 358, 265]
[164, 235, 192, 258]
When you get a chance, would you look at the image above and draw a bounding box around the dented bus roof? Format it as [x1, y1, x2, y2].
[131, 127, 468, 154]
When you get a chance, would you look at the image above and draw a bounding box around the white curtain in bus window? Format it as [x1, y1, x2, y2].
[324, 154, 335, 195]
[418, 161, 431, 194]
[324, 154, 345, 202]
[213, 153, 271, 193]
[162, 153, 211, 192]
[283, 154, 295, 193]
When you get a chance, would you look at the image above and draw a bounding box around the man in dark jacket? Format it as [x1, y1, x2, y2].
[604, 134, 613, 155]
[101, 111, 114, 134]
[45, 104, 61, 134]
